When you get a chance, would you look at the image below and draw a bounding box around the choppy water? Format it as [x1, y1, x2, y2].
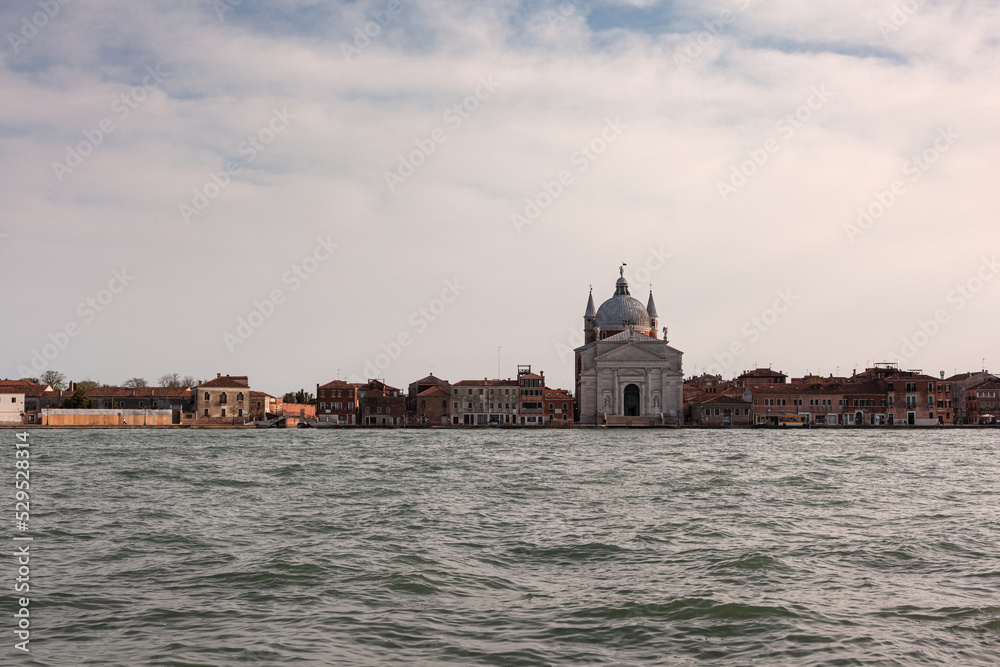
[8, 429, 1000, 665]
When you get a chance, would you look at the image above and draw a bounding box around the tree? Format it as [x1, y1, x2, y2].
[181, 375, 196, 388]
[158, 373, 181, 387]
[76, 379, 100, 392]
[122, 377, 148, 388]
[61, 389, 95, 409]
[39, 370, 67, 390]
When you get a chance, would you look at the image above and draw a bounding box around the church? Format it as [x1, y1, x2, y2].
[574, 267, 684, 425]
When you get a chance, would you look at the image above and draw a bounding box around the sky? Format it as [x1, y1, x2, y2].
[1, 0, 998, 394]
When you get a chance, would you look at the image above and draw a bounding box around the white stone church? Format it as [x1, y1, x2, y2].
[574, 267, 684, 425]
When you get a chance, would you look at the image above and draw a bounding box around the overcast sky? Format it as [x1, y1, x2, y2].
[2, 0, 998, 394]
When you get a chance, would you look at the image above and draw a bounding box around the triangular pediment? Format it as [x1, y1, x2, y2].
[595, 341, 671, 362]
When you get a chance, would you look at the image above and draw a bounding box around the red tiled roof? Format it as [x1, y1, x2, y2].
[416, 386, 450, 398]
[318, 380, 355, 390]
[250, 391, 274, 398]
[453, 379, 519, 387]
[86, 387, 191, 398]
[198, 375, 249, 388]
[970, 380, 1000, 392]
[739, 368, 787, 378]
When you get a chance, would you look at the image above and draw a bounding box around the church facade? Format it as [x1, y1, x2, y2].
[574, 268, 684, 425]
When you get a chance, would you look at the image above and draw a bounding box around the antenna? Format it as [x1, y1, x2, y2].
[497, 347, 502, 379]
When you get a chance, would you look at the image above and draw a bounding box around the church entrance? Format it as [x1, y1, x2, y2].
[624, 384, 640, 416]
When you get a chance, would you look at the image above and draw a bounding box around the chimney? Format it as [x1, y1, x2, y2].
[217, 373, 221, 378]
[940, 371, 945, 379]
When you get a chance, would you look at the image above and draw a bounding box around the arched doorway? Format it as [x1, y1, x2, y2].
[624, 384, 640, 416]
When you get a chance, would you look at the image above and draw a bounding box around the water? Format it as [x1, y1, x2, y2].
[9, 429, 1000, 665]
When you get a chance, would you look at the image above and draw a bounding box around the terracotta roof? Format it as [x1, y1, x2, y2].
[416, 386, 450, 398]
[885, 372, 940, 382]
[86, 387, 191, 398]
[739, 368, 787, 378]
[318, 380, 355, 390]
[0, 379, 39, 386]
[198, 375, 250, 388]
[749, 381, 884, 395]
[700, 394, 751, 405]
[250, 391, 275, 398]
[970, 380, 1000, 392]
[0, 387, 26, 394]
[453, 379, 519, 387]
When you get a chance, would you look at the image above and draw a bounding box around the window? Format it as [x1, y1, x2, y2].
[549, 403, 554, 410]
[238, 409, 243, 417]
[237, 392, 244, 402]
[888, 383, 894, 392]
[221, 408, 226, 417]
[204, 409, 208, 417]
[220, 392, 228, 405]
[204, 392, 210, 401]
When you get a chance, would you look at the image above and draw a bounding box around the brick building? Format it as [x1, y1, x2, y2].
[543, 388, 574, 426]
[967, 380, 1000, 424]
[316, 380, 358, 425]
[358, 380, 406, 426]
[407, 375, 452, 426]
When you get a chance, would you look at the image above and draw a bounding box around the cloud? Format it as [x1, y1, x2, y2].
[1, 0, 998, 391]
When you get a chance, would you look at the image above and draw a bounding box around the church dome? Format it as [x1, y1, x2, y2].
[596, 295, 651, 329]
[595, 274, 652, 330]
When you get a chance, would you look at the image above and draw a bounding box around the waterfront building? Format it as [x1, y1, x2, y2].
[689, 392, 753, 426]
[316, 380, 358, 425]
[518, 366, 545, 426]
[194, 374, 251, 421]
[407, 375, 452, 426]
[357, 379, 406, 426]
[543, 387, 574, 426]
[946, 371, 997, 423]
[250, 391, 278, 421]
[451, 379, 519, 425]
[884, 371, 940, 425]
[574, 267, 683, 425]
[966, 380, 1000, 424]
[0, 387, 26, 424]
